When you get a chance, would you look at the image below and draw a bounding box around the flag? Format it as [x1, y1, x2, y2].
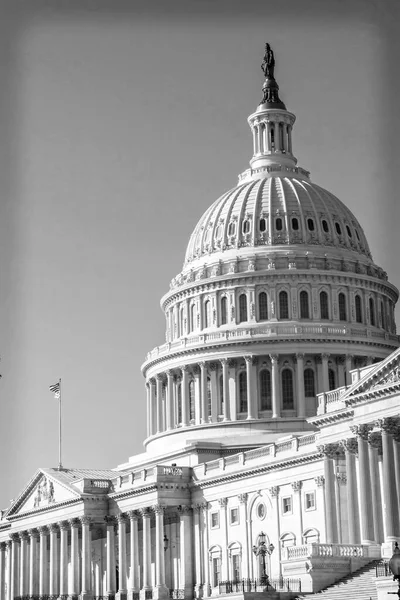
[49, 381, 61, 399]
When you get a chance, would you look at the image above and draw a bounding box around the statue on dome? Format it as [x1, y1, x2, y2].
[261, 43, 275, 79]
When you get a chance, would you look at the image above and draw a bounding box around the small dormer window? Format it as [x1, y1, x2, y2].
[276, 217, 283, 231]
[335, 222, 342, 235]
[346, 225, 352, 238]
[228, 222, 236, 236]
[243, 220, 250, 234]
[291, 217, 299, 231]
[322, 219, 329, 233]
[259, 218, 266, 232]
[307, 218, 315, 232]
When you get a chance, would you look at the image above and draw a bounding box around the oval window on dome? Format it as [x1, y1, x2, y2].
[243, 220, 250, 234]
[291, 217, 299, 231]
[307, 218, 315, 232]
[346, 225, 352, 238]
[322, 219, 329, 233]
[228, 222, 236, 236]
[259, 218, 266, 232]
[335, 222, 342, 235]
[276, 217, 283, 231]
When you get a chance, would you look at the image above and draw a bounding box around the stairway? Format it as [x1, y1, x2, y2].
[295, 561, 380, 599]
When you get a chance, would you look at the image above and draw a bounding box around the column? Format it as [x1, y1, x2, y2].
[105, 516, 117, 596]
[38, 526, 48, 597]
[140, 509, 151, 597]
[314, 477, 326, 542]
[287, 125, 293, 153]
[156, 375, 164, 434]
[377, 418, 399, 540]
[5, 542, 11, 600]
[146, 382, 151, 437]
[127, 511, 139, 599]
[318, 445, 338, 543]
[291, 482, 303, 544]
[295, 354, 305, 418]
[68, 519, 80, 597]
[181, 367, 189, 426]
[80, 516, 92, 599]
[345, 355, 353, 386]
[220, 359, 230, 422]
[218, 499, 229, 580]
[49, 524, 59, 598]
[393, 431, 400, 534]
[209, 363, 218, 423]
[351, 425, 375, 543]
[149, 379, 156, 436]
[177, 506, 193, 599]
[268, 487, 281, 577]
[341, 439, 360, 544]
[238, 494, 249, 580]
[193, 366, 201, 425]
[19, 532, 28, 598]
[116, 514, 128, 600]
[270, 354, 280, 418]
[337, 356, 346, 388]
[274, 122, 280, 151]
[368, 433, 384, 543]
[244, 356, 256, 419]
[321, 353, 329, 392]
[166, 371, 174, 430]
[193, 505, 202, 597]
[153, 506, 168, 599]
[59, 521, 69, 599]
[9, 534, 19, 600]
[0, 543, 6, 600]
[228, 360, 237, 421]
[199, 362, 208, 424]
[201, 504, 210, 597]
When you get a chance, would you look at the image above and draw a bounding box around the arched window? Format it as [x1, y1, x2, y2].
[221, 296, 227, 325]
[239, 294, 248, 323]
[369, 297, 376, 326]
[177, 383, 182, 424]
[275, 217, 283, 231]
[304, 368, 315, 397]
[259, 292, 268, 320]
[204, 299, 211, 328]
[307, 218, 315, 231]
[259, 370, 272, 410]
[322, 219, 329, 233]
[279, 291, 289, 319]
[243, 220, 250, 234]
[355, 295, 362, 323]
[190, 304, 196, 333]
[335, 222, 342, 235]
[207, 377, 212, 418]
[280, 532, 295, 547]
[219, 374, 224, 416]
[239, 371, 247, 413]
[303, 528, 319, 544]
[320, 291, 329, 319]
[189, 379, 195, 421]
[338, 293, 346, 321]
[259, 218, 266, 232]
[228, 222, 236, 236]
[300, 291, 310, 319]
[282, 369, 294, 410]
[328, 369, 336, 391]
[291, 217, 299, 231]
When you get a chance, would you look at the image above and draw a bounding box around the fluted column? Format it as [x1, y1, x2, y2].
[238, 494, 249, 580]
[209, 363, 218, 423]
[218, 498, 229, 580]
[351, 424, 375, 543]
[146, 382, 152, 437]
[177, 506, 193, 600]
[38, 526, 48, 598]
[199, 362, 208, 424]
[127, 511, 139, 598]
[116, 515, 128, 600]
[193, 505, 202, 596]
[140, 509, 152, 597]
[18, 532, 28, 598]
[318, 445, 338, 543]
[155, 375, 164, 434]
[340, 438, 360, 544]
[80, 516, 92, 598]
[0, 543, 6, 600]
[377, 418, 399, 540]
[49, 524, 59, 598]
[149, 379, 156, 436]
[368, 433, 384, 543]
[181, 366, 189, 426]
[270, 354, 280, 418]
[105, 516, 117, 596]
[193, 365, 201, 425]
[345, 355, 353, 385]
[321, 353, 329, 392]
[244, 356, 255, 419]
[291, 482, 303, 544]
[268, 487, 281, 577]
[227, 360, 237, 421]
[153, 506, 168, 599]
[69, 519, 80, 598]
[220, 359, 230, 421]
[295, 354, 305, 417]
[201, 504, 210, 597]
[166, 371, 174, 431]
[58, 521, 69, 598]
[9, 533, 20, 600]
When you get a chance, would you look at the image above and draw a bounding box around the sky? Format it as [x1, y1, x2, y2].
[0, 0, 399, 510]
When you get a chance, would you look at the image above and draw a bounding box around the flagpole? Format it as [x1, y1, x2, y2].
[58, 377, 62, 470]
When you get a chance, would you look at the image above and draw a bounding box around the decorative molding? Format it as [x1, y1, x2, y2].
[291, 481, 302, 492]
[238, 493, 248, 504]
[336, 473, 347, 486]
[218, 497, 228, 507]
[314, 475, 325, 487]
[269, 486, 279, 497]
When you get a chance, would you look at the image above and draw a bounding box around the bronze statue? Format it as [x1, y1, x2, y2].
[261, 43, 275, 79]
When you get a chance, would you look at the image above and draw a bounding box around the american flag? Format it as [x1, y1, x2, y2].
[49, 381, 61, 399]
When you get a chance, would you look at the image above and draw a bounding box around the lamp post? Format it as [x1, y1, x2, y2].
[252, 532, 274, 585]
[388, 542, 400, 598]
[163, 534, 169, 552]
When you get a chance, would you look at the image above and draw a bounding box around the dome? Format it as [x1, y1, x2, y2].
[184, 174, 371, 269]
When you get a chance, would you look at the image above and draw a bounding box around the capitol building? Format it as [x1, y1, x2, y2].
[1, 45, 400, 600]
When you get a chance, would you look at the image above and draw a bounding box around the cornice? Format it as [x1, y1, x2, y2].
[6, 498, 81, 522]
[108, 484, 158, 501]
[309, 408, 354, 428]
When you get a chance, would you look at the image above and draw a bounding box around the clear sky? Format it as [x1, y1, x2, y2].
[0, 0, 399, 510]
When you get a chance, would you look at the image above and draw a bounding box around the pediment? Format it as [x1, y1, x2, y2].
[6, 470, 81, 518]
[344, 347, 400, 401]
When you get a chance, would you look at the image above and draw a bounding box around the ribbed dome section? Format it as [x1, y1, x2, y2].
[184, 175, 371, 266]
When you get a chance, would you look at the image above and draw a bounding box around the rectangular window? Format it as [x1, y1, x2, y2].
[282, 496, 292, 515]
[211, 512, 220, 529]
[212, 557, 221, 587]
[230, 507, 239, 525]
[232, 554, 241, 581]
[305, 491, 316, 511]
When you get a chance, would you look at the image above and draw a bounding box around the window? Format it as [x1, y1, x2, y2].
[230, 508, 239, 525]
[189, 380, 195, 421]
[303, 528, 319, 544]
[338, 293, 346, 321]
[179, 307, 184, 336]
[305, 492, 316, 511]
[276, 217, 283, 231]
[215, 224, 222, 239]
[335, 222, 342, 235]
[328, 369, 336, 391]
[355, 295, 362, 323]
[257, 503, 266, 519]
[307, 218, 315, 231]
[204, 299, 211, 328]
[219, 374, 224, 416]
[259, 370, 272, 410]
[212, 557, 221, 587]
[259, 291, 268, 320]
[190, 304, 196, 333]
[320, 291, 329, 319]
[282, 369, 294, 410]
[346, 225, 352, 238]
[211, 512, 220, 529]
[243, 220, 250, 234]
[280, 532, 295, 547]
[282, 497, 292, 515]
[228, 222, 236, 236]
[369, 297, 376, 326]
[239, 371, 247, 413]
[300, 290, 310, 319]
[291, 217, 299, 231]
[177, 384, 182, 424]
[322, 219, 329, 233]
[232, 554, 241, 582]
[221, 296, 227, 325]
[304, 368, 315, 397]
[239, 294, 247, 323]
[279, 291, 289, 319]
[259, 218, 266, 232]
[355, 229, 360, 241]
[207, 377, 212, 418]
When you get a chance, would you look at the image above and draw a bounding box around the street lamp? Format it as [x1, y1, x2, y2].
[163, 534, 169, 552]
[388, 542, 400, 598]
[252, 532, 274, 585]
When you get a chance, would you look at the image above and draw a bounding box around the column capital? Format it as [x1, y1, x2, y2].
[139, 507, 151, 518]
[152, 504, 166, 515]
[368, 431, 383, 454]
[192, 503, 203, 513]
[314, 475, 325, 487]
[5, 540, 11, 550]
[0, 542, 6, 552]
[269, 354, 279, 364]
[68, 518, 80, 529]
[220, 358, 229, 366]
[27, 528, 39, 539]
[321, 353, 330, 361]
[58, 520, 69, 531]
[218, 497, 228, 507]
[79, 516, 92, 526]
[244, 355, 254, 365]
[104, 515, 116, 525]
[192, 364, 201, 375]
[127, 509, 139, 521]
[37, 525, 48, 535]
[198, 361, 206, 370]
[18, 530, 29, 541]
[375, 417, 400, 435]
[317, 443, 343, 458]
[166, 369, 175, 378]
[345, 354, 354, 361]
[177, 504, 193, 514]
[48, 523, 59, 533]
[155, 373, 163, 381]
[336, 473, 347, 486]
[291, 481, 302, 492]
[238, 493, 248, 504]
[350, 424, 373, 440]
[340, 437, 358, 455]
[9, 532, 20, 542]
[181, 365, 190, 373]
[336, 355, 346, 365]
[269, 486, 279, 497]
[227, 358, 237, 368]
[209, 361, 218, 371]
[295, 353, 305, 361]
[116, 513, 128, 524]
